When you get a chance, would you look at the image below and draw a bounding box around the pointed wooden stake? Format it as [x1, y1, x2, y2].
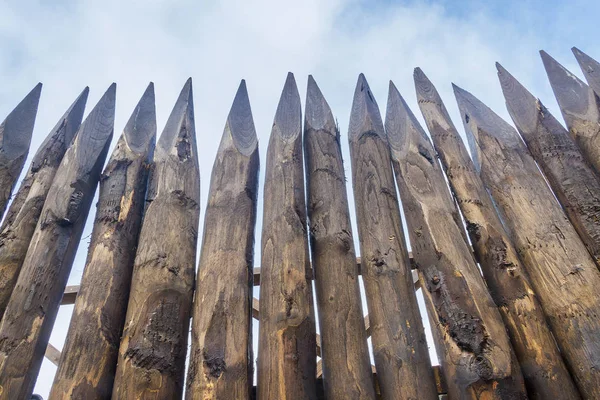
[257, 73, 317, 400]
[347, 74, 437, 400]
[112, 78, 200, 400]
[0, 83, 115, 400]
[0, 83, 42, 218]
[541, 50, 600, 177]
[303, 75, 375, 400]
[498, 62, 600, 265]
[414, 67, 580, 399]
[454, 83, 600, 399]
[0, 87, 88, 320]
[572, 47, 600, 98]
[50, 83, 156, 400]
[386, 81, 528, 399]
[185, 80, 259, 400]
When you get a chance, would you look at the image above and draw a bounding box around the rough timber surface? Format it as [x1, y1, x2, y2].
[257, 73, 317, 400]
[0, 87, 88, 320]
[303, 75, 375, 400]
[386, 81, 527, 399]
[347, 74, 437, 400]
[49, 83, 156, 400]
[0, 84, 115, 400]
[573, 47, 600, 100]
[0, 83, 42, 219]
[186, 80, 259, 400]
[415, 68, 579, 399]
[112, 79, 200, 399]
[454, 84, 600, 399]
[498, 63, 600, 265]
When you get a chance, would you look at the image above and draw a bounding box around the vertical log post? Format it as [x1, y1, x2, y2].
[0, 84, 115, 400]
[257, 73, 317, 400]
[573, 47, 600, 98]
[497, 63, 600, 264]
[414, 68, 579, 399]
[386, 81, 527, 399]
[0, 83, 42, 218]
[49, 83, 156, 399]
[304, 75, 376, 400]
[112, 78, 200, 399]
[347, 74, 437, 400]
[0, 88, 88, 319]
[186, 80, 259, 400]
[454, 84, 600, 399]
[541, 50, 600, 177]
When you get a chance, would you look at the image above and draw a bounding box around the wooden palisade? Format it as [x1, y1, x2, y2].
[454, 84, 600, 399]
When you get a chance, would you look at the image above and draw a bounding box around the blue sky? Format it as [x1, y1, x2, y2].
[1, 0, 599, 397]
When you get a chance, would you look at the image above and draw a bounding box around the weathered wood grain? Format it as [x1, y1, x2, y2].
[112, 78, 200, 399]
[541, 50, 600, 177]
[347, 74, 437, 400]
[303, 75, 375, 400]
[49, 83, 156, 400]
[454, 84, 600, 399]
[0, 83, 42, 219]
[185, 80, 259, 400]
[0, 83, 115, 400]
[257, 73, 317, 400]
[0, 87, 88, 320]
[573, 47, 600, 99]
[385, 81, 528, 399]
[498, 63, 600, 265]
[415, 68, 580, 399]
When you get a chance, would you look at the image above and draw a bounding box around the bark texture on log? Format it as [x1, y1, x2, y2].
[454, 84, 600, 399]
[415, 68, 580, 400]
[50, 83, 156, 400]
[0, 88, 88, 320]
[541, 50, 600, 178]
[186, 80, 259, 400]
[0, 84, 115, 400]
[387, 82, 527, 399]
[112, 78, 200, 400]
[498, 63, 600, 265]
[303, 75, 375, 400]
[573, 47, 600, 99]
[347, 74, 437, 400]
[257, 73, 317, 400]
[0, 83, 42, 219]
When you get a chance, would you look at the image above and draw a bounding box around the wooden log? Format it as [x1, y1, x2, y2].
[185, 80, 259, 400]
[454, 84, 600, 399]
[303, 75, 375, 400]
[541, 50, 600, 177]
[347, 74, 437, 400]
[112, 78, 200, 399]
[0, 83, 115, 400]
[0, 88, 88, 320]
[572, 47, 600, 99]
[414, 68, 580, 399]
[49, 83, 156, 400]
[257, 73, 317, 400]
[386, 81, 528, 399]
[0, 83, 42, 219]
[498, 63, 600, 265]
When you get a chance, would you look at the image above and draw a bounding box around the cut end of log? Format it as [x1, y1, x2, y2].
[157, 78, 196, 156]
[0, 82, 43, 159]
[496, 63, 540, 135]
[386, 80, 430, 154]
[76, 83, 117, 146]
[305, 75, 335, 133]
[540, 50, 590, 122]
[44, 87, 90, 152]
[272, 72, 302, 141]
[414, 67, 443, 106]
[572, 47, 600, 97]
[226, 79, 257, 156]
[123, 82, 157, 156]
[348, 73, 385, 143]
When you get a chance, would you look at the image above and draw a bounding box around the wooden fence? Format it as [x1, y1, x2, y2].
[0, 47, 599, 400]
